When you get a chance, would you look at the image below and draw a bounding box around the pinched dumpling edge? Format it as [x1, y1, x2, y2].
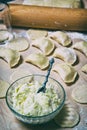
[52, 63, 77, 83]
[81, 64, 87, 73]
[53, 47, 77, 65]
[72, 41, 87, 56]
[0, 47, 20, 68]
[32, 37, 55, 55]
[26, 29, 48, 40]
[25, 52, 49, 70]
[49, 31, 72, 47]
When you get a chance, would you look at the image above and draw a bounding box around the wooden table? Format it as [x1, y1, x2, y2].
[1, 1, 87, 130]
[0, 27, 87, 130]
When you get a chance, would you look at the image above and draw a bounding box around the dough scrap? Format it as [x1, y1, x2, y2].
[32, 37, 55, 55]
[52, 63, 77, 83]
[6, 37, 29, 52]
[72, 41, 87, 56]
[0, 79, 10, 98]
[54, 103, 80, 128]
[49, 31, 72, 46]
[72, 84, 87, 103]
[26, 29, 48, 40]
[53, 47, 77, 65]
[25, 52, 49, 70]
[0, 47, 20, 68]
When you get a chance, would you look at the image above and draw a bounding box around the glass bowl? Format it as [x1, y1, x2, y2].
[6, 74, 66, 124]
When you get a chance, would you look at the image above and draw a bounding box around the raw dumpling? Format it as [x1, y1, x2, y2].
[52, 63, 77, 83]
[0, 30, 13, 43]
[54, 103, 80, 128]
[26, 29, 48, 40]
[72, 41, 87, 56]
[49, 31, 71, 46]
[6, 37, 30, 52]
[32, 37, 55, 55]
[81, 64, 87, 73]
[0, 47, 20, 68]
[53, 47, 77, 65]
[25, 52, 49, 70]
[72, 84, 87, 103]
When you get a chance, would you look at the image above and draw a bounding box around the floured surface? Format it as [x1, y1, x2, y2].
[0, 79, 10, 98]
[54, 103, 80, 128]
[0, 28, 87, 130]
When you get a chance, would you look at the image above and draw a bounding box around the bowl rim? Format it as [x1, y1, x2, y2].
[6, 74, 66, 119]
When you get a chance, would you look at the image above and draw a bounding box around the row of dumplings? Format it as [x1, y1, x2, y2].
[26, 30, 87, 84]
[0, 30, 87, 84]
[27, 29, 87, 56]
[0, 29, 87, 58]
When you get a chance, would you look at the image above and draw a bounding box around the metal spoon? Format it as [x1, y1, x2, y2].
[37, 58, 54, 93]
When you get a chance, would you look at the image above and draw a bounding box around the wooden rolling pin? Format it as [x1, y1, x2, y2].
[9, 4, 87, 31]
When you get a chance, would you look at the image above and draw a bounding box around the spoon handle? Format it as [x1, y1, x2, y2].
[44, 58, 54, 86]
[37, 58, 54, 93]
